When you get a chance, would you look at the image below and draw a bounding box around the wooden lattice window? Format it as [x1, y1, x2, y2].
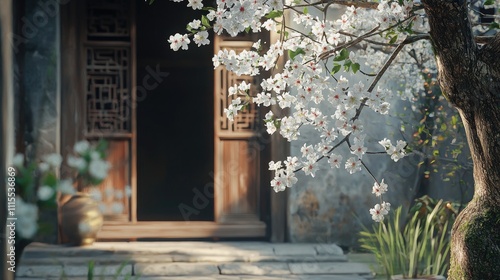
[82, 0, 134, 221]
[217, 44, 260, 133]
[85, 0, 132, 137]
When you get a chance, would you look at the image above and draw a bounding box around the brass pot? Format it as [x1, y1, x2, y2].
[60, 193, 103, 246]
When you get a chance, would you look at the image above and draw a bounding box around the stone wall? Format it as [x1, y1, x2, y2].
[285, 7, 473, 248]
[15, 0, 60, 158]
[288, 101, 422, 248]
[14, 0, 61, 243]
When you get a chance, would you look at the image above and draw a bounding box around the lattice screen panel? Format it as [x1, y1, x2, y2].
[217, 47, 259, 132]
[85, 0, 131, 137]
[87, 0, 130, 38]
[83, 0, 133, 222]
[86, 47, 131, 135]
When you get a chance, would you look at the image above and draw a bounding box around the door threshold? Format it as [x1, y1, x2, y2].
[97, 221, 266, 239]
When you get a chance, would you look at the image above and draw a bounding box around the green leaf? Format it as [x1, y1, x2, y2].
[331, 64, 341, 74]
[88, 261, 95, 280]
[265, 10, 283, 19]
[352, 62, 360, 73]
[303, 7, 308, 14]
[343, 59, 352, 71]
[148, 0, 155, 4]
[333, 48, 349, 61]
[484, 0, 495, 5]
[489, 22, 500, 30]
[288, 48, 305, 60]
[42, 173, 58, 187]
[389, 35, 398, 44]
[201, 15, 211, 28]
[440, 123, 447, 131]
[451, 115, 458, 126]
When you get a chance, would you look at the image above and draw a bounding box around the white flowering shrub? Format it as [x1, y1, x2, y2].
[12, 139, 111, 240]
[12, 153, 62, 239]
[67, 139, 111, 191]
[157, 0, 499, 222]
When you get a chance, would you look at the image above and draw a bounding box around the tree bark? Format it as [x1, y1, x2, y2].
[422, 1, 500, 279]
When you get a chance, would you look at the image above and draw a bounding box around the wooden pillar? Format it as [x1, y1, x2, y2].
[1, 0, 16, 279]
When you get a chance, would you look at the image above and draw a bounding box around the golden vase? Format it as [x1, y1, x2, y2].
[60, 193, 103, 246]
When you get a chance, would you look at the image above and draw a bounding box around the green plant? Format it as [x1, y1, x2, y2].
[12, 139, 111, 242]
[359, 199, 455, 279]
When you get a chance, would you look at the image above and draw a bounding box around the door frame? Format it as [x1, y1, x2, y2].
[60, 0, 285, 240]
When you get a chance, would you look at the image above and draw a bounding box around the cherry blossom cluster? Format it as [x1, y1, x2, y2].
[168, 0, 285, 50]
[166, 0, 427, 222]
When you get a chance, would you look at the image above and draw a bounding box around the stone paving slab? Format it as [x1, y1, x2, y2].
[315, 244, 344, 255]
[219, 262, 291, 275]
[135, 263, 219, 276]
[17, 263, 133, 278]
[273, 244, 318, 256]
[289, 262, 372, 275]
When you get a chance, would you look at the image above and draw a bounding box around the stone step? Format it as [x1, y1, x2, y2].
[17, 242, 374, 280]
[17, 262, 373, 279]
[20, 242, 348, 264]
[17, 276, 369, 280]
[19, 253, 348, 265]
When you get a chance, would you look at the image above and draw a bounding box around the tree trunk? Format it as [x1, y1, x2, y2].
[422, 1, 500, 279]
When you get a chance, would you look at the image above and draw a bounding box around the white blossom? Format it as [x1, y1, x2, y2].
[16, 197, 38, 239]
[74, 140, 90, 155]
[43, 153, 62, 168]
[194, 31, 210, 46]
[58, 179, 76, 195]
[78, 221, 91, 234]
[111, 202, 124, 214]
[89, 159, 111, 180]
[12, 153, 24, 167]
[37, 185, 55, 201]
[67, 155, 87, 170]
[372, 179, 388, 197]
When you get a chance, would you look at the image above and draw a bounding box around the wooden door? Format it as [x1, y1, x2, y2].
[214, 38, 265, 230]
[61, 0, 268, 239]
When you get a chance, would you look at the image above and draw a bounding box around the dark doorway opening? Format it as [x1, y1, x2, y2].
[136, 0, 214, 221]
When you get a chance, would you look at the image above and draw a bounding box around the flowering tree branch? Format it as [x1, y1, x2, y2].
[163, 0, 498, 224]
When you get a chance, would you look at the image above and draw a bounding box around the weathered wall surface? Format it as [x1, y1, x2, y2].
[287, 101, 422, 247]
[286, 76, 474, 249]
[15, 0, 60, 158]
[284, 6, 475, 248]
[14, 0, 61, 244]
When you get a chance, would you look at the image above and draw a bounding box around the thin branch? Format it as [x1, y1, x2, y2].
[361, 159, 379, 183]
[366, 151, 388, 155]
[367, 41, 406, 92]
[349, 39, 407, 122]
[329, 0, 379, 9]
[359, 69, 377, 76]
[290, 0, 379, 9]
[318, 15, 421, 61]
[319, 25, 380, 60]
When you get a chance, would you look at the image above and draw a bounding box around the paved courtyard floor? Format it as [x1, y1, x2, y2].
[17, 242, 377, 280]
